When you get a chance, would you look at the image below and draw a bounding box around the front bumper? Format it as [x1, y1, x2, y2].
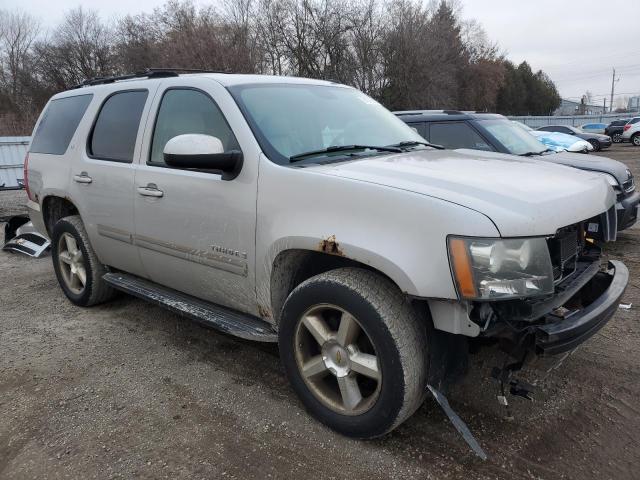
[617, 190, 640, 230]
[535, 260, 628, 355]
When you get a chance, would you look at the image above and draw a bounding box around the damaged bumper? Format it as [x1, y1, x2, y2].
[535, 260, 628, 355]
[481, 258, 629, 357]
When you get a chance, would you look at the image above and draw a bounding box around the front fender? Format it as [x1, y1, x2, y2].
[255, 156, 500, 308]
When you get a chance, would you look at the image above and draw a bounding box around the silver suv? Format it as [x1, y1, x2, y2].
[24, 70, 628, 439]
[622, 116, 640, 145]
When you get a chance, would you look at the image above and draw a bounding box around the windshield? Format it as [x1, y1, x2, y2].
[228, 83, 425, 164]
[480, 119, 547, 155]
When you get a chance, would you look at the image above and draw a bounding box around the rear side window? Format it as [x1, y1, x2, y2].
[89, 90, 148, 162]
[629, 118, 640, 125]
[30, 94, 93, 155]
[429, 122, 493, 151]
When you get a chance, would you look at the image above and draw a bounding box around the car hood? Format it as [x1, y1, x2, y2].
[310, 148, 615, 237]
[537, 151, 630, 183]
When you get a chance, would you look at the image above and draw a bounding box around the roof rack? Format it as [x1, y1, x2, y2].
[72, 68, 225, 89]
[394, 109, 465, 116]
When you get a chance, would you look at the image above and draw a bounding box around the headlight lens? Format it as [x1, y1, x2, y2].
[448, 237, 554, 300]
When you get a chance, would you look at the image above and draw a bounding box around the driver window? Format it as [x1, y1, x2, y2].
[149, 88, 240, 166]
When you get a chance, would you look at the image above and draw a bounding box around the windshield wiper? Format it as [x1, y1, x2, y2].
[386, 140, 445, 150]
[289, 144, 402, 163]
[519, 151, 544, 157]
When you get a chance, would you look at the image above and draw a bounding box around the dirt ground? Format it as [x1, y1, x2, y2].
[1, 144, 639, 479]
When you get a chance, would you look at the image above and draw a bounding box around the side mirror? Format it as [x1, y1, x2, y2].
[163, 134, 243, 180]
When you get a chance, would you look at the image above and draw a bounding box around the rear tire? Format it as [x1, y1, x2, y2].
[588, 139, 601, 151]
[51, 215, 115, 307]
[632, 133, 640, 147]
[278, 268, 429, 438]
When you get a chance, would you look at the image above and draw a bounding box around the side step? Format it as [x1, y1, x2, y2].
[103, 272, 277, 342]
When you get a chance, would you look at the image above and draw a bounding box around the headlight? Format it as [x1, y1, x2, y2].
[596, 172, 620, 192]
[448, 237, 554, 300]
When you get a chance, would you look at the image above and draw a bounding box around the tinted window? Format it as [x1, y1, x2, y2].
[90, 90, 148, 162]
[150, 89, 240, 166]
[30, 94, 93, 155]
[428, 122, 493, 150]
[629, 118, 640, 125]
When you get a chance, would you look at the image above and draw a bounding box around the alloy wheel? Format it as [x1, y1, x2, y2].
[57, 232, 87, 295]
[294, 304, 381, 415]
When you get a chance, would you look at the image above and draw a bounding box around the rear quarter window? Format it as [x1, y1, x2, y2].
[89, 90, 149, 162]
[29, 94, 93, 155]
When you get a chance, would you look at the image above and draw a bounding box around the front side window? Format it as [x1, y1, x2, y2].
[30, 94, 93, 155]
[149, 89, 240, 166]
[428, 122, 493, 151]
[228, 83, 424, 164]
[89, 90, 148, 162]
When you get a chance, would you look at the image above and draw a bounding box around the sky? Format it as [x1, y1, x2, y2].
[3, 0, 639, 108]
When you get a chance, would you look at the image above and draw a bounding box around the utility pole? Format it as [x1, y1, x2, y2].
[603, 98, 607, 114]
[610, 68, 620, 113]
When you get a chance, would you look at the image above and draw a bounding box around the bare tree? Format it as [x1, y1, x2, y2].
[34, 7, 115, 89]
[0, 10, 40, 112]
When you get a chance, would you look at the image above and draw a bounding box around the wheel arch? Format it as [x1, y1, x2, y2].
[41, 195, 80, 237]
[265, 243, 418, 325]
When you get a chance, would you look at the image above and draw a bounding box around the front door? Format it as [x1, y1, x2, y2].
[133, 79, 258, 314]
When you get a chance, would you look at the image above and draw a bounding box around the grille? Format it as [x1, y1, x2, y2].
[547, 226, 581, 283]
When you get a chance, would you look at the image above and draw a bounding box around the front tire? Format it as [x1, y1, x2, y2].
[588, 139, 601, 151]
[278, 268, 429, 438]
[51, 215, 115, 307]
[632, 133, 640, 146]
[612, 133, 623, 143]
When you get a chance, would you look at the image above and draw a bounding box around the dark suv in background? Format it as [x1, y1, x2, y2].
[605, 119, 629, 143]
[396, 110, 638, 231]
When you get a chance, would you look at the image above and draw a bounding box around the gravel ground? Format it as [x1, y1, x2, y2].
[1, 144, 639, 479]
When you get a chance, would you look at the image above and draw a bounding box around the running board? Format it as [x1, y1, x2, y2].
[103, 272, 277, 342]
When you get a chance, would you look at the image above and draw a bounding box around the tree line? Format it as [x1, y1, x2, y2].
[0, 0, 561, 135]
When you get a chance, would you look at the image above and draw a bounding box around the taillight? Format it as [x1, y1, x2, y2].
[624, 125, 631, 131]
[23, 152, 33, 201]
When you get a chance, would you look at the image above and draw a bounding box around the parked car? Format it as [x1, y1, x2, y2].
[621, 116, 640, 146]
[25, 72, 627, 439]
[396, 111, 638, 231]
[537, 125, 612, 151]
[604, 119, 629, 143]
[512, 121, 593, 153]
[579, 123, 607, 135]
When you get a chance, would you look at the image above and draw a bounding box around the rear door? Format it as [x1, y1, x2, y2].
[133, 77, 258, 314]
[68, 85, 158, 275]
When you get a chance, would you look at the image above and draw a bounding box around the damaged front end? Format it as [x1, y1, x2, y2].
[469, 207, 627, 360]
[3, 215, 50, 257]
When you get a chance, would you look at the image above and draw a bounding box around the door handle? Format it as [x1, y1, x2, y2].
[73, 172, 92, 184]
[137, 184, 164, 198]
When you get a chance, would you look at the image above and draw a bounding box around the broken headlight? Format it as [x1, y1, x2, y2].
[448, 237, 554, 300]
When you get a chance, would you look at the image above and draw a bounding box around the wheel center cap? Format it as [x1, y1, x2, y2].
[321, 341, 350, 378]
